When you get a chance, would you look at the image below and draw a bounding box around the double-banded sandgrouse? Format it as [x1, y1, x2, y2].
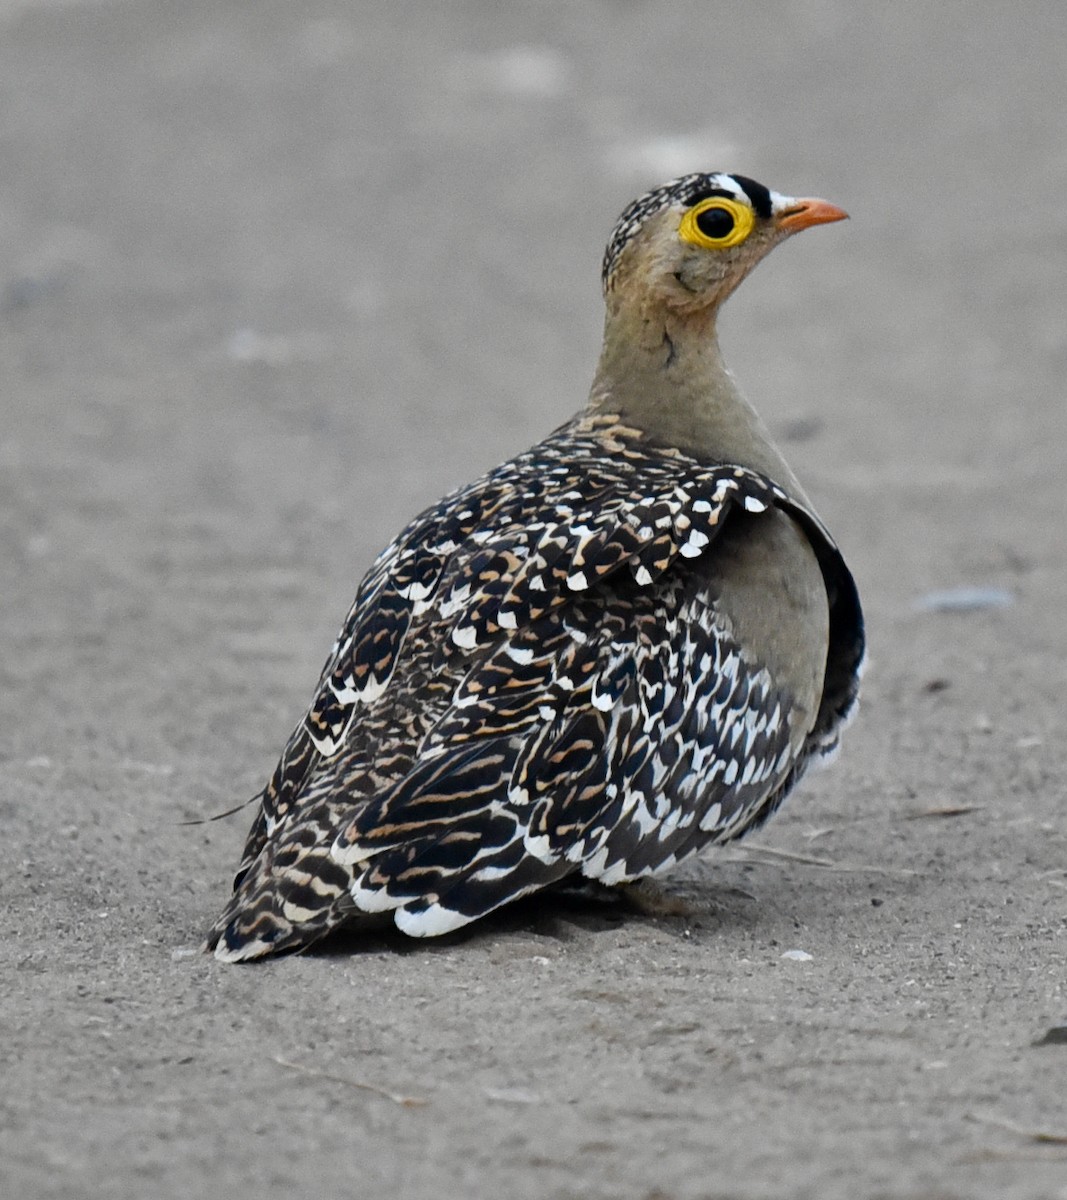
[206, 172, 865, 962]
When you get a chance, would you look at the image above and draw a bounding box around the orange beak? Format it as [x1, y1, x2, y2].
[775, 198, 849, 232]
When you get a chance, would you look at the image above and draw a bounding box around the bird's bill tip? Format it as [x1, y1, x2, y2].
[775, 198, 849, 232]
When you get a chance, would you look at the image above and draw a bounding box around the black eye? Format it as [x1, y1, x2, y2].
[695, 205, 736, 241]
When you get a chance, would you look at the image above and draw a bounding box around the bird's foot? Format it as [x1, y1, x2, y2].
[616, 878, 694, 918]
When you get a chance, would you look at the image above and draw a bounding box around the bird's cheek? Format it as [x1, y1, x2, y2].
[670, 255, 706, 295]
[665, 254, 725, 306]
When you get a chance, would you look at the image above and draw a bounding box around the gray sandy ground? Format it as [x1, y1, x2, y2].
[2, 3, 1066, 1197]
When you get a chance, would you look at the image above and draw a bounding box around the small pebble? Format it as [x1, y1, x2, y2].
[913, 587, 1014, 613]
[1033, 1025, 1067, 1046]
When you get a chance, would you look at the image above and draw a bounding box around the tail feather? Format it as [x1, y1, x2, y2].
[203, 841, 358, 962]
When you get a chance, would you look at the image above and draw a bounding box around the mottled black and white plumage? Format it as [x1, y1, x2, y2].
[206, 172, 864, 961]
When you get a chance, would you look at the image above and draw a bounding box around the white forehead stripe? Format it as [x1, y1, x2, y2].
[707, 173, 746, 201]
[770, 191, 797, 215]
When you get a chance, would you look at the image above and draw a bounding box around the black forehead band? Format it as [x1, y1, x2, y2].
[727, 175, 773, 219]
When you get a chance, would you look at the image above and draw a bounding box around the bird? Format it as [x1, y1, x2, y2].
[205, 171, 865, 962]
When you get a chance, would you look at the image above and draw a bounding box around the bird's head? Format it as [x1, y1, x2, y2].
[602, 173, 847, 317]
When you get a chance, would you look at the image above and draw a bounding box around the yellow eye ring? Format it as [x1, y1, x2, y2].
[678, 197, 755, 251]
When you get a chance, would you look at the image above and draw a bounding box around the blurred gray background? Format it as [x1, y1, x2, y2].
[3, 4, 1066, 1199]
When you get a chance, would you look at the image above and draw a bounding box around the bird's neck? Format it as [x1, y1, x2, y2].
[587, 297, 807, 503]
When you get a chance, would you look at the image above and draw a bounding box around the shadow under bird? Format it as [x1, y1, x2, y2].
[206, 172, 865, 962]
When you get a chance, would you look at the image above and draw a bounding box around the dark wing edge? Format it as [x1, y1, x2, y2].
[777, 499, 866, 763]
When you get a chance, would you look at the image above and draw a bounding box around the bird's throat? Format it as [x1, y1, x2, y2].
[587, 304, 806, 502]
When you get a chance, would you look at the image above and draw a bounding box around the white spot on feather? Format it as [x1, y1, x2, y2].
[632, 801, 658, 837]
[332, 833, 375, 867]
[306, 729, 339, 757]
[438, 583, 472, 619]
[398, 580, 433, 601]
[582, 846, 610, 877]
[282, 899, 320, 923]
[348, 873, 403, 911]
[469, 862, 520, 883]
[700, 796, 724, 835]
[523, 831, 556, 862]
[395, 903, 473, 938]
[595, 858, 634, 885]
[452, 625, 479, 650]
[332, 675, 387, 705]
[214, 936, 275, 963]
